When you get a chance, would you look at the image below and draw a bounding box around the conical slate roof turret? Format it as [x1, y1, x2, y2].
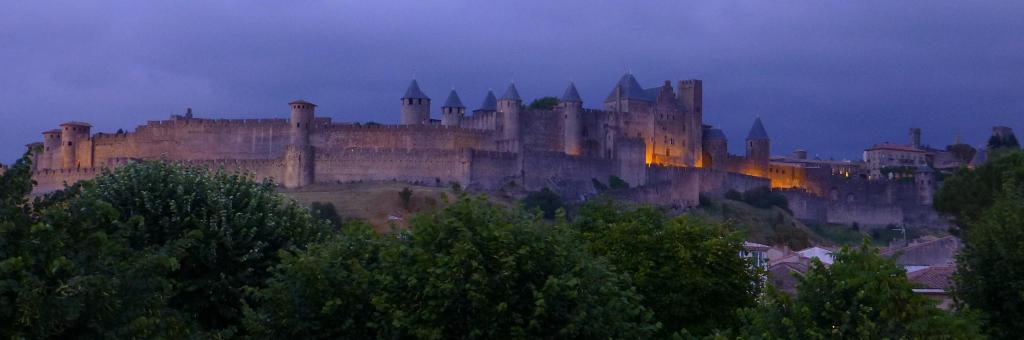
[478, 90, 497, 111]
[443, 89, 464, 108]
[605, 73, 654, 102]
[705, 128, 727, 141]
[500, 83, 522, 101]
[561, 82, 582, 102]
[747, 117, 769, 140]
[402, 79, 430, 100]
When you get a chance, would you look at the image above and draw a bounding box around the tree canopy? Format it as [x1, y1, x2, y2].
[528, 96, 559, 110]
[939, 150, 1024, 339]
[248, 195, 657, 339]
[737, 243, 982, 339]
[573, 199, 762, 336]
[0, 159, 330, 337]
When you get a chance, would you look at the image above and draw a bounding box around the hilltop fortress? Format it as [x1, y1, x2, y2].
[21, 74, 945, 229]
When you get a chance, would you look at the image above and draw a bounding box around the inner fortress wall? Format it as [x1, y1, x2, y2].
[461, 111, 502, 131]
[317, 124, 500, 152]
[313, 148, 472, 186]
[520, 109, 564, 152]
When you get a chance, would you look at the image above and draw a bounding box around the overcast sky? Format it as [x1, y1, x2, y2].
[2, 1, 1022, 163]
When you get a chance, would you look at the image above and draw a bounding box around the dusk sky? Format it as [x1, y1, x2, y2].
[2, 1, 1022, 164]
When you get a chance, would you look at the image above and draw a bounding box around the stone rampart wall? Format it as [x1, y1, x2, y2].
[91, 118, 293, 166]
[521, 151, 618, 192]
[466, 150, 517, 190]
[317, 123, 499, 152]
[313, 147, 471, 186]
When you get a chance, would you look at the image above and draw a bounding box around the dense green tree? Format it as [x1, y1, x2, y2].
[737, 243, 983, 339]
[1, 161, 330, 337]
[987, 133, 1020, 151]
[244, 224, 387, 338]
[935, 151, 1024, 228]
[376, 195, 656, 339]
[952, 183, 1024, 339]
[574, 199, 761, 336]
[528, 96, 559, 110]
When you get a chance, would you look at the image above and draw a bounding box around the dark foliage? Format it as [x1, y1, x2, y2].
[528, 96, 559, 110]
[309, 201, 344, 228]
[399, 187, 413, 210]
[724, 189, 743, 201]
[521, 187, 564, 219]
[741, 187, 791, 213]
[608, 175, 629, 190]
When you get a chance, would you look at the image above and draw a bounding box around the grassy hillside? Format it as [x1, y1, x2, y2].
[280, 182, 934, 248]
[691, 197, 896, 249]
[279, 182, 516, 232]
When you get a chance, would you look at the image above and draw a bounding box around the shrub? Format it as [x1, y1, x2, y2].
[309, 201, 344, 228]
[724, 189, 743, 201]
[521, 187, 564, 219]
[608, 175, 629, 190]
[399, 187, 413, 210]
[741, 186, 790, 213]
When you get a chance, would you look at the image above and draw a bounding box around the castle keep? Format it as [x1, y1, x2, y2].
[22, 73, 943, 228]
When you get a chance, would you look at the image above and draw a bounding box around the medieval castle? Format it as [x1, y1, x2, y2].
[19, 73, 953, 229]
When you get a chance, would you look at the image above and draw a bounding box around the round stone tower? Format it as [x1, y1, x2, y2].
[400, 79, 431, 125]
[285, 100, 316, 188]
[560, 82, 583, 156]
[498, 82, 523, 144]
[41, 129, 62, 170]
[290, 100, 315, 147]
[745, 117, 770, 176]
[59, 122, 91, 169]
[703, 128, 728, 170]
[441, 89, 465, 126]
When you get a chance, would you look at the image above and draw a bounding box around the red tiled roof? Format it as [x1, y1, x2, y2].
[907, 266, 955, 290]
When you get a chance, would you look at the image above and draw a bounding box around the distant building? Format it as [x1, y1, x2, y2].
[906, 265, 955, 310]
[881, 235, 959, 267]
[864, 143, 928, 180]
[767, 261, 808, 296]
[742, 241, 771, 269]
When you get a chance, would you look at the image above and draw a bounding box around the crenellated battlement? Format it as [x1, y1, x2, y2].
[316, 147, 471, 160]
[322, 122, 495, 135]
[32, 167, 104, 176]
[172, 158, 282, 167]
[144, 117, 291, 128]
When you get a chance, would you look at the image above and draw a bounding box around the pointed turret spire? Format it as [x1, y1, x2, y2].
[478, 90, 497, 111]
[747, 117, 769, 140]
[402, 79, 430, 100]
[500, 83, 522, 101]
[561, 82, 582, 103]
[443, 89, 465, 108]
